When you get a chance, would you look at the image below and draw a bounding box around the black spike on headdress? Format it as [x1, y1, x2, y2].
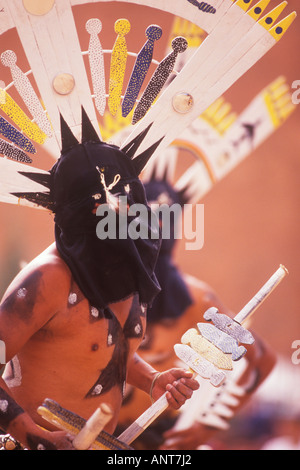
[131, 136, 164, 175]
[10, 170, 54, 211]
[149, 162, 158, 181]
[60, 113, 79, 154]
[161, 165, 168, 182]
[11, 192, 54, 211]
[176, 186, 191, 205]
[18, 171, 52, 189]
[81, 107, 102, 144]
[122, 123, 154, 159]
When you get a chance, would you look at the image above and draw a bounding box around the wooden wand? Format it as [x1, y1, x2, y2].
[117, 265, 288, 445]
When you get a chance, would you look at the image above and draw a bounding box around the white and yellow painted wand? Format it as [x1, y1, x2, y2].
[118, 265, 288, 445]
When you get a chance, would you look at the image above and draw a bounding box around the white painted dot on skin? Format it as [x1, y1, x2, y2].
[91, 306, 99, 318]
[5, 356, 22, 388]
[37, 443, 46, 450]
[93, 384, 103, 395]
[17, 288, 27, 299]
[68, 292, 77, 305]
[0, 400, 8, 413]
[134, 324, 141, 335]
[107, 334, 113, 346]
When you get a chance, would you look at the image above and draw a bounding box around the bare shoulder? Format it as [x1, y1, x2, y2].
[0, 244, 72, 358]
[183, 273, 232, 316]
[28, 243, 71, 285]
[183, 273, 218, 301]
[0, 243, 71, 318]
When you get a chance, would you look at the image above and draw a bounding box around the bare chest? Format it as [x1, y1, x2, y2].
[25, 283, 147, 400]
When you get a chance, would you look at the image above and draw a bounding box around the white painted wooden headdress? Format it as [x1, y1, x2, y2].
[142, 75, 295, 204]
[0, 0, 296, 210]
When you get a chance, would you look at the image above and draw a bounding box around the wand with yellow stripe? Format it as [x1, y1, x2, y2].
[117, 265, 288, 445]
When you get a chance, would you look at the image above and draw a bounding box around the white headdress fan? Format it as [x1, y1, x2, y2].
[0, 0, 296, 210]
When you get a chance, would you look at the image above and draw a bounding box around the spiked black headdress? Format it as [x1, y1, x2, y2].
[12, 108, 162, 310]
[9, 107, 163, 211]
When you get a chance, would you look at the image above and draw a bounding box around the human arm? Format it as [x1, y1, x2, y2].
[0, 257, 76, 449]
[159, 279, 277, 449]
[0, 376, 75, 450]
[160, 331, 276, 449]
[127, 353, 199, 410]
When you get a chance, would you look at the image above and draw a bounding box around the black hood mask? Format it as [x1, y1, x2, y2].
[50, 109, 161, 311]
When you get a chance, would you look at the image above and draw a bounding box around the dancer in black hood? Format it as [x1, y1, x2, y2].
[0, 108, 199, 450]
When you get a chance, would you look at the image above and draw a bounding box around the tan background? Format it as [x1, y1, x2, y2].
[175, 1, 300, 359]
[0, 1, 299, 363]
